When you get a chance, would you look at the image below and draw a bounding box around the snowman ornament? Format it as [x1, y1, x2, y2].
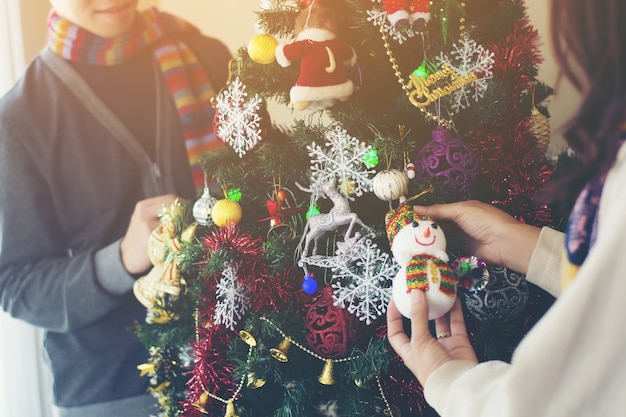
[385, 204, 457, 320]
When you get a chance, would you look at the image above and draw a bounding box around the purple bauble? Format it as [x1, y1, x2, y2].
[413, 126, 478, 197]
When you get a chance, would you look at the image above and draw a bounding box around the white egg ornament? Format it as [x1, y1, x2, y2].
[385, 204, 456, 320]
[372, 169, 409, 202]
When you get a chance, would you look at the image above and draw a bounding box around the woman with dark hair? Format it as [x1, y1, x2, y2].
[387, 0, 626, 415]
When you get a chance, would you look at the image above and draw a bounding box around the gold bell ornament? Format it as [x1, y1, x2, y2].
[246, 372, 267, 389]
[238, 329, 257, 347]
[269, 337, 291, 362]
[384, 404, 402, 416]
[133, 222, 197, 309]
[354, 375, 373, 389]
[224, 401, 240, 417]
[192, 391, 210, 414]
[317, 359, 336, 385]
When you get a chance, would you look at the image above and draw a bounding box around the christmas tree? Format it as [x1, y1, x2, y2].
[133, 0, 558, 416]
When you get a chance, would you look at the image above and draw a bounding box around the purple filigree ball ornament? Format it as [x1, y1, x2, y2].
[413, 126, 479, 197]
[461, 265, 529, 323]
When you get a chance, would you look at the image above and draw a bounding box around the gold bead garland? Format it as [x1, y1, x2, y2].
[378, 23, 454, 129]
[193, 309, 251, 415]
[377, 375, 397, 417]
[377, 2, 473, 130]
[260, 316, 361, 364]
[191, 312, 397, 414]
[260, 317, 396, 410]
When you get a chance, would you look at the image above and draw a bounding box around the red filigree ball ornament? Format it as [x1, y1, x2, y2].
[413, 126, 479, 198]
[305, 287, 356, 359]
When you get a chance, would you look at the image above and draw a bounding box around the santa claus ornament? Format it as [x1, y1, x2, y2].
[275, 0, 357, 111]
[385, 204, 456, 320]
[382, 0, 431, 33]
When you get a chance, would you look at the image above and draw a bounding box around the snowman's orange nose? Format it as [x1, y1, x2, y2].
[424, 227, 430, 238]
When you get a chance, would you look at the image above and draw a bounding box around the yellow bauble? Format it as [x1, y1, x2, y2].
[211, 199, 243, 227]
[247, 34, 279, 64]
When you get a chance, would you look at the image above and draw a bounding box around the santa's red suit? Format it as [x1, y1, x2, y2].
[275, 28, 357, 109]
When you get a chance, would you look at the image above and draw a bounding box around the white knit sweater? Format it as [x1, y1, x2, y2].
[424, 143, 626, 416]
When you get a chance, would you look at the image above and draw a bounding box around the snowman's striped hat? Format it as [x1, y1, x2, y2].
[384, 204, 430, 247]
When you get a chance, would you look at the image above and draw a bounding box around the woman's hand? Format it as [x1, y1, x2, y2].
[414, 200, 541, 274]
[120, 194, 182, 275]
[387, 291, 477, 385]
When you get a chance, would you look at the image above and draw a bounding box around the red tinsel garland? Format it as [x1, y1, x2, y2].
[466, 13, 554, 226]
[200, 224, 306, 313]
[182, 327, 238, 416]
[381, 357, 430, 416]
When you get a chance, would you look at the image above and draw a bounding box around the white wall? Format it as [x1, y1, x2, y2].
[525, 0, 577, 154]
[158, 0, 259, 58]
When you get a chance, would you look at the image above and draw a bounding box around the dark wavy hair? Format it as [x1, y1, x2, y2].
[549, 0, 626, 208]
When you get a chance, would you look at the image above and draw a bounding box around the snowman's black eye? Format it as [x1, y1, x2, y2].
[412, 221, 419, 227]
[431, 222, 439, 229]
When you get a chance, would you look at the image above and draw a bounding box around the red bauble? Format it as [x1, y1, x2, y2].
[275, 189, 287, 202]
[304, 287, 356, 359]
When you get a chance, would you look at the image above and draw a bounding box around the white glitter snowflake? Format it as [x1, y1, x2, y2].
[214, 76, 263, 157]
[366, 8, 414, 44]
[213, 262, 250, 330]
[436, 37, 495, 112]
[307, 126, 375, 198]
[331, 237, 398, 325]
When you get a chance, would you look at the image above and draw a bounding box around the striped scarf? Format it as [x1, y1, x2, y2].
[47, 7, 218, 189]
[406, 255, 456, 297]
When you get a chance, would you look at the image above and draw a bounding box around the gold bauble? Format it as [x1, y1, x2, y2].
[247, 34, 279, 65]
[211, 199, 243, 227]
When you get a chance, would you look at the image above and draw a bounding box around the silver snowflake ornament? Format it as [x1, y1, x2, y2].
[213, 262, 250, 330]
[331, 237, 399, 325]
[436, 36, 495, 112]
[214, 76, 264, 157]
[307, 125, 375, 199]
